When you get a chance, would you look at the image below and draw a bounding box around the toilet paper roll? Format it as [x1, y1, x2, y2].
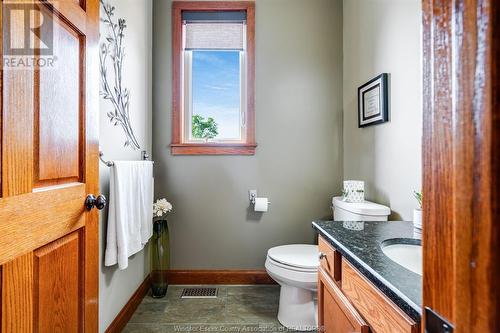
[254, 198, 269, 212]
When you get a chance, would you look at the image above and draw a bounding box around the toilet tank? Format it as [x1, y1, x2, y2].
[332, 197, 391, 221]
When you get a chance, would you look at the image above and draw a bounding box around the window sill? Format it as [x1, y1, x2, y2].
[170, 143, 257, 155]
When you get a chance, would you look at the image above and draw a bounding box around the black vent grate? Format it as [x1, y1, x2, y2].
[181, 287, 218, 299]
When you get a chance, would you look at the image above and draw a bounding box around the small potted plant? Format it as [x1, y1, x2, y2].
[151, 198, 173, 298]
[413, 191, 423, 230]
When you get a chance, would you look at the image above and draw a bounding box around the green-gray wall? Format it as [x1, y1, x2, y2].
[343, 0, 422, 220]
[152, 0, 344, 269]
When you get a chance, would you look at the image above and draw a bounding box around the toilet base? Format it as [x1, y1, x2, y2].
[277, 284, 317, 331]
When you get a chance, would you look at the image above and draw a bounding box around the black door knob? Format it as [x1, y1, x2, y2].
[85, 194, 107, 211]
[95, 195, 107, 210]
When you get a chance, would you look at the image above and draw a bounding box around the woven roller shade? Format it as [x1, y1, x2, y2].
[184, 22, 245, 50]
[182, 10, 246, 22]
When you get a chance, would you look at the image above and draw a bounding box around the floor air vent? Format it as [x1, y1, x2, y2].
[181, 287, 218, 299]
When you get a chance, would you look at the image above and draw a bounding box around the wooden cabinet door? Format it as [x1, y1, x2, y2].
[0, 0, 100, 332]
[318, 267, 369, 333]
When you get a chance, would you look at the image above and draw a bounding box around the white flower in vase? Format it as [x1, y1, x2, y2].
[153, 198, 173, 219]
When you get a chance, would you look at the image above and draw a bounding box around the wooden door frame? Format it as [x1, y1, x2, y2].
[422, 0, 499, 332]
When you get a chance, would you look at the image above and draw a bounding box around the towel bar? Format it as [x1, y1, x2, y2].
[99, 150, 152, 167]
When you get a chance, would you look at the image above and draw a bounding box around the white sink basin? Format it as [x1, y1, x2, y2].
[381, 239, 422, 275]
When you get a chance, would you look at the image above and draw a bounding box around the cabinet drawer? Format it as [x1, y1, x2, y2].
[318, 267, 369, 333]
[341, 259, 419, 333]
[319, 236, 342, 284]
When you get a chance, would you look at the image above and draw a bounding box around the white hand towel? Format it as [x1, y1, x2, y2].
[104, 161, 154, 270]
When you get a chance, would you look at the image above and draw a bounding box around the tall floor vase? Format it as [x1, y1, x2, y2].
[151, 219, 170, 298]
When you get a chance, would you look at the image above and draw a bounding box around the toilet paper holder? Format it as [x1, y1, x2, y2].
[249, 190, 271, 206]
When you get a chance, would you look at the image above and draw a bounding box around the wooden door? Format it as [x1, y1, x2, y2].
[422, 0, 499, 332]
[318, 268, 369, 333]
[0, 0, 100, 332]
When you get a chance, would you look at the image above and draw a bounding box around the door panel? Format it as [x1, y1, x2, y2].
[36, 14, 83, 186]
[34, 232, 81, 333]
[0, 0, 100, 332]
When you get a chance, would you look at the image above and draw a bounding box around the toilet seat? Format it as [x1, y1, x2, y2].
[267, 244, 319, 270]
[266, 256, 317, 273]
[265, 257, 317, 288]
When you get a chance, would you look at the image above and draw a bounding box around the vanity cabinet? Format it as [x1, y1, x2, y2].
[318, 236, 420, 333]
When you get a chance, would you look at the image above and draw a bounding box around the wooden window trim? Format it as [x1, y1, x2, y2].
[171, 1, 256, 156]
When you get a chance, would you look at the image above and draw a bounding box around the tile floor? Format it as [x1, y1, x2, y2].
[123, 285, 316, 333]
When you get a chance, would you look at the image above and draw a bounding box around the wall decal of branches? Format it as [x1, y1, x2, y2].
[99, 0, 141, 150]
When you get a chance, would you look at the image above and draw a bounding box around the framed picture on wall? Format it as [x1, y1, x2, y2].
[358, 73, 389, 128]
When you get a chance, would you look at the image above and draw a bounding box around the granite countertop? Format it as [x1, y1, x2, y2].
[312, 220, 422, 322]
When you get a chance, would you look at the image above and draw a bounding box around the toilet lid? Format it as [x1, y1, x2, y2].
[332, 197, 391, 216]
[267, 245, 319, 269]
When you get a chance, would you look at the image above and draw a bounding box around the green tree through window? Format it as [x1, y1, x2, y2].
[192, 114, 219, 140]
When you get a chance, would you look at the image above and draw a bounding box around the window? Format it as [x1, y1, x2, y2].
[171, 2, 256, 155]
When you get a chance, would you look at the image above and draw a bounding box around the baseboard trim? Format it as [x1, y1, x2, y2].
[167, 270, 276, 285]
[105, 274, 151, 333]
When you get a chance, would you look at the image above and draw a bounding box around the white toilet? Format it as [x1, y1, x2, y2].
[265, 199, 391, 331]
[265, 244, 319, 331]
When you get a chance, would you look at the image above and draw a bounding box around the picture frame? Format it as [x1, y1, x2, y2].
[358, 73, 389, 128]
